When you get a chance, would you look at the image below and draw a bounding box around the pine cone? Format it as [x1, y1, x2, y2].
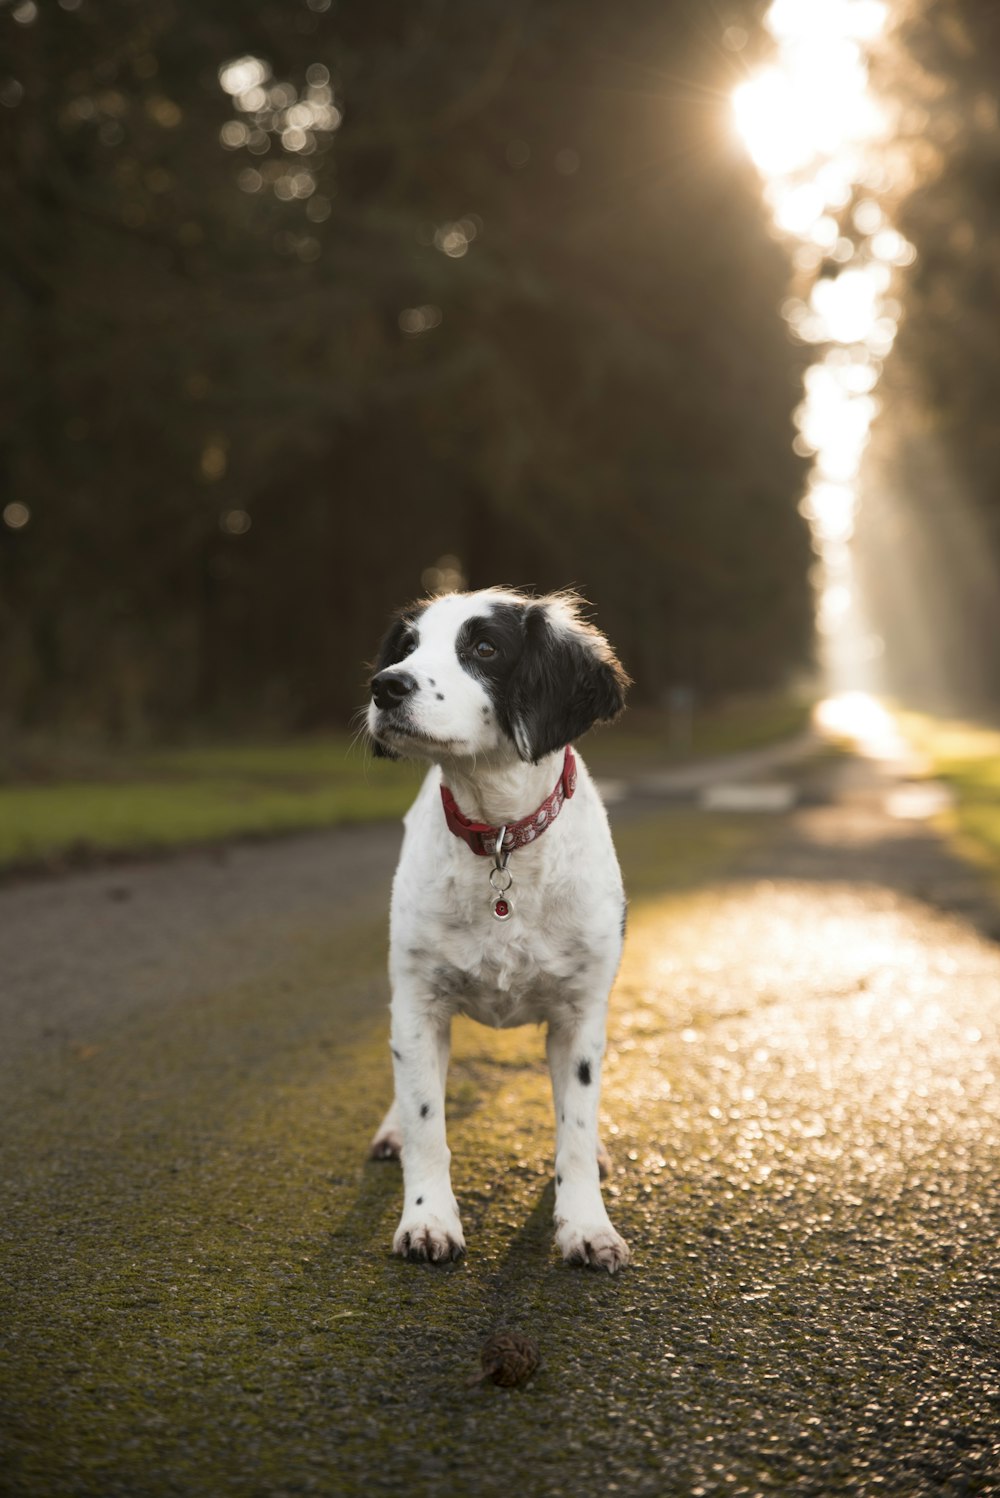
[472, 1330, 541, 1388]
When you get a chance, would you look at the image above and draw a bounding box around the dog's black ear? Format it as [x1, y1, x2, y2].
[368, 609, 418, 760]
[506, 597, 630, 763]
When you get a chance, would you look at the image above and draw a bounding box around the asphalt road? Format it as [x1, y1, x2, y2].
[1, 749, 999, 1496]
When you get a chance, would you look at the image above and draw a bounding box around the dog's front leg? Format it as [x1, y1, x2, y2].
[389, 996, 464, 1263]
[547, 1012, 630, 1273]
[370, 1025, 449, 1161]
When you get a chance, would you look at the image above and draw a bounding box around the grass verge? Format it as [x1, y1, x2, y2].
[898, 710, 1000, 891]
[583, 690, 812, 776]
[0, 738, 422, 872]
[0, 691, 811, 873]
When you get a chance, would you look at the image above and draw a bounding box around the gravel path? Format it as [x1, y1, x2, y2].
[1, 751, 998, 1496]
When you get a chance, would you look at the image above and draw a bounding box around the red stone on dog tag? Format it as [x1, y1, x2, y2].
[493, 897, 512, 921]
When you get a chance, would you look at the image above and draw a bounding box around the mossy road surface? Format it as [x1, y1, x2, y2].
[2, 756, 999, 1497]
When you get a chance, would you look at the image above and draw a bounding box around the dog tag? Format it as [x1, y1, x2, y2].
[489, 836, 513, 921]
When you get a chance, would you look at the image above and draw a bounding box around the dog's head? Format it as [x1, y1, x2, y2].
[367, 589, 629, 763]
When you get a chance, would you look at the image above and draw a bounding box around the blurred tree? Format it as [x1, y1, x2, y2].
[0, 0, 811, 736]
[859, 0, 1000, 712]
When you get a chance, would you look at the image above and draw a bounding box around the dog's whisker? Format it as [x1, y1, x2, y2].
[346, 713, 378, 778]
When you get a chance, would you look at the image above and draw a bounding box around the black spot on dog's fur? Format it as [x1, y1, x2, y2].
[416, 1196, 423, 1205]
[620, 899, 628, 942]
[420, 1103, 430, 1118]
[577, 1059, 592, 1086]
[556, 1174, 562, 1187]
[391, 1046, 402, 1061]
[435, 693, 444, 701]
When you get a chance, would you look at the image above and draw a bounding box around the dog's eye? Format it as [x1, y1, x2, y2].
[473, 639, 497, 659]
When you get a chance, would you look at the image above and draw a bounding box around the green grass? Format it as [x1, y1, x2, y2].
[0, 736, 423, 871]
[584, 690, 813, 775]
[0, 691, 811, 873]
[897, 711, 1000, 887]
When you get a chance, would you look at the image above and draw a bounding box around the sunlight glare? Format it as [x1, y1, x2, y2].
[814, 692, 903, 758]
[733, 37, 885, 179]
[811, 268, 880, 344]
[801, 481, 858, 544]
[731, 0, 915, 698]
[767, 0, 889, 43]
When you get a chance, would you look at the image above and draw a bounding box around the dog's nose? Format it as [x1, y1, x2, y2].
[371, 670, 417, 710]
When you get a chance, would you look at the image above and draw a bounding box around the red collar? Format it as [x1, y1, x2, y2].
[440, 747, 577, 857]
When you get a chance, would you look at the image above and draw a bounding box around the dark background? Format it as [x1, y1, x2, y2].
[1, 0, 997, 738]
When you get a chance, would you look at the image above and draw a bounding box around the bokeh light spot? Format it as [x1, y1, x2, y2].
[3, 502, 30, 530]
[219, 57, 270, 97]
[220, 509, 251, 536]
[421, 554, 465, 593]
[200, 440, 228, 481]
[399, 305, 442, 336]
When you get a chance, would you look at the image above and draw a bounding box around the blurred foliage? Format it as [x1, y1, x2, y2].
[0, 0, 812, 737]
[892, 0, 1000, 468]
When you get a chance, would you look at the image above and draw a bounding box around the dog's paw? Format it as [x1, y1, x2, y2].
[393, 1211, 466, 1264]
[556, 1219, 630, 1274]
[369, 1126, 402, 1161]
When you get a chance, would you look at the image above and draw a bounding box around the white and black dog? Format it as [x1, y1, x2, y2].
[366, 588, 631, 1272]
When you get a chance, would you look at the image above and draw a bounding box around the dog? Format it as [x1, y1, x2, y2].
[365, 587, 631, 1272]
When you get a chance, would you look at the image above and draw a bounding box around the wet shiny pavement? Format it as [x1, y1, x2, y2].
[2, 752, 999, 1496]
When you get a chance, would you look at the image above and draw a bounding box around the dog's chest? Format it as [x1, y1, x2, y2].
[390, 761, 622, 1028]
[398, 872, 606, 1028]
[432, 925, 592, 1028]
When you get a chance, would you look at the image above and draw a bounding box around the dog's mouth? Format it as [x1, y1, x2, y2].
[372, 715, 464, 755]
